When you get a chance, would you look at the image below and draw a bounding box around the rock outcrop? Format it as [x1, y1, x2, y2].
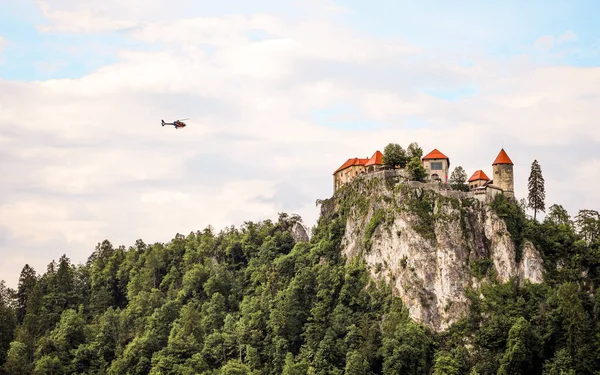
[291, 221, 310, 243]
[322, 171, 544, 332]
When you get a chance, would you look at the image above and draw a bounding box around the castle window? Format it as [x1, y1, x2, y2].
[430, 162, 443, 170]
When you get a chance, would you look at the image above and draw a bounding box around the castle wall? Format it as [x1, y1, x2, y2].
[469, 180, 487, 189]
[492, 164, 514, 198]
[334, 165, 367, 191]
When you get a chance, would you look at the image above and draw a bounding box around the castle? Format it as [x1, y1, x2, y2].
[333, 147, 515, 199]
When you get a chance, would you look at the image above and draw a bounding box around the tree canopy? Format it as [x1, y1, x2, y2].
[382, 143, 408, 169]
[0, 193, 600, 374]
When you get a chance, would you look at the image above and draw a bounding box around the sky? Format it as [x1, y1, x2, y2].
[1, 0, 600, 288]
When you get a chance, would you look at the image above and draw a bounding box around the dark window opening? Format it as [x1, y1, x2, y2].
[430, 162, 443, 170]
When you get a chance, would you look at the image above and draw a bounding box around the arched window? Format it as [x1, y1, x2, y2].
[431, 173, 440, 181]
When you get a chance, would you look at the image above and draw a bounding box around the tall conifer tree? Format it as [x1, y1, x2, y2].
[527, 159, 545, 221]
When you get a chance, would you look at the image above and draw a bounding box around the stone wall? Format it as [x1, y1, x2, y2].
[334, 165, 367, 191]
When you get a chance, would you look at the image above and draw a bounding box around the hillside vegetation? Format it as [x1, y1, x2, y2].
[1, 195, 600, 374]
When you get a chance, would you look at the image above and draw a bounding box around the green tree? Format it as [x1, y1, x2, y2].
[345, 350, 368, 375]
[382, 143, 408, 169]
[557, 282, 587, 356]
[574, 209, 600, 244]
[542, 348, 576, 375]
[498, 317, 540, 375]
[219, 359, 251, 374]
[544, 204, 572, 227]
[381, 320, 433, 374]
[432, 351, 461, 375]
[16, 264, 38, 324]
[407, 142, 424, 159]
[527, 159, 546, 221]
[407, 157, 427, 182]
[282, 352, 309, 375]
[4, 341, 34, 374]
[448, 166, 469, 191]
[0, 281, 16, 367]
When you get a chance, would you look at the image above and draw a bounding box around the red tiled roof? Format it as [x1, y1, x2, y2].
[468, 170, 490, 182]
[422, 148, 449, 160]
[365, 150, 383, 166]
[492, 149, 514, 165]
[334, 157, 369, 174]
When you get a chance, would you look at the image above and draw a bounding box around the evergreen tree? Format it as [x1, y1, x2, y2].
[16, 265, 37, 324]
[527, 159, 545, 221]
[0, 281, 16, 367]
[407, 157, 427, 182]
[448, 166, 469, 191]
[575, 209, 600, 244]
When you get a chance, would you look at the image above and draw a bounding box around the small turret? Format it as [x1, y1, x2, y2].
[492, 149, 514, 198]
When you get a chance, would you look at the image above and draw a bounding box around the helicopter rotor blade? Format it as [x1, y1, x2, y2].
[179, 118, 190, 121]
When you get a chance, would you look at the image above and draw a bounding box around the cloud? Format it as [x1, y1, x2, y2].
[534, 35, 555, 51]
[0, 35, 5, 51]
[556, 30, 578, 44]
[534, 30, 578, 51]
[1, 2, 600, 288]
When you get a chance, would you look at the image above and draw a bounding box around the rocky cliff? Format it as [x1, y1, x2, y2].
[320, 171, 544, 332]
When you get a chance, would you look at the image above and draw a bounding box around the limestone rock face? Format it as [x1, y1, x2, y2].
[327, 173, 543, 332]
[518, 241, 545, 284]
[291, 221, 310, 243]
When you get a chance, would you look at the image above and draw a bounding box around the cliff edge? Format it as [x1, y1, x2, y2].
[319, 170, 544, 332]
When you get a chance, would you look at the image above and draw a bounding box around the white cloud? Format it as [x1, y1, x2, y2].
[534, 35, 555, 50]
[1, 3, 599, 288]
[533, 31, 578, 51]
[0, 35, 5, 51]
[556, 30, 578, 44]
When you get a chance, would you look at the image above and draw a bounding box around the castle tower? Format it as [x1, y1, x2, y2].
[492, 148, 514, 198]
[422, 149, 450, 183]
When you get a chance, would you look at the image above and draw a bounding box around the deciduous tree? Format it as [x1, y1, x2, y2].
[382, 143, 408, 168]
[545, 204, 572, 227]
[407, 142, 424, 159]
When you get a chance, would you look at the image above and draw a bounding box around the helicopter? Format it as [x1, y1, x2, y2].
[162, 118, 189, 129]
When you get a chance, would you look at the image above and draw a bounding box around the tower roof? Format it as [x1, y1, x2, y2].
[365, 150, 383, 166]
[422, 148, 449, 160]
[422, 148, 450, 168]
[468, 170, 490, 182]
[333, 157, 369, 174]
[492, 149, 514, 165]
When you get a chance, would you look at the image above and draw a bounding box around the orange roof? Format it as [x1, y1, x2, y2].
[365, 150, 383, 166]
[492, 149, 514, 165]
[334, 157, 369, 174]
[468, 170, 490, 182]
[422, 148, 449, 160]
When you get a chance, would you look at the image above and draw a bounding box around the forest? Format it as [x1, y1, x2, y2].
[1, 195, 600, 374]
